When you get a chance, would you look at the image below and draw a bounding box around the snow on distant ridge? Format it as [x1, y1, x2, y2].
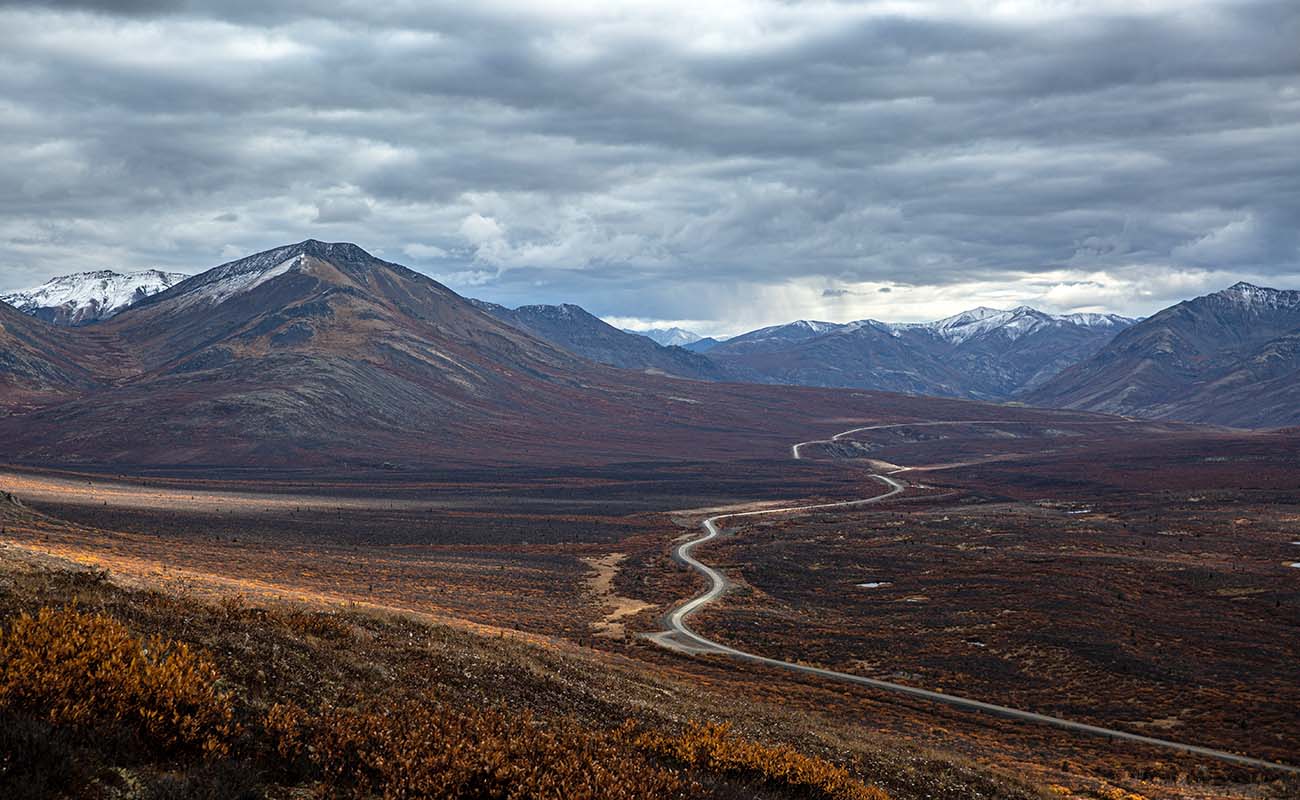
[1059, 312, 1133, 328]
[788, 320, 840, 335]
[623, 326, 703, 347]
[750, 319, 841, 339]
[885, 306, 1134, 345]
[2, 269, 188, 325]
[515, 303, 585, 320]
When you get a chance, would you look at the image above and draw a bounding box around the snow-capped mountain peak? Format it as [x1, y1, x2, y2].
[174, 251, 312, 309]
[931, 308, 1022, 343]
[883, 307, 1021, 344]
[790, 319, 840, 334]
[1214, 282, 1300, 309]
[2, 268, 189, 326]
[170, 240, 394, 309]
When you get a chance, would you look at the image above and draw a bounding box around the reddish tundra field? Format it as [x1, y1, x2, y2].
[2, 417, 1298, 799]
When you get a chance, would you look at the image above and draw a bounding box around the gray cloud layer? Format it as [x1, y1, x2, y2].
[0, 0, 1296, 332]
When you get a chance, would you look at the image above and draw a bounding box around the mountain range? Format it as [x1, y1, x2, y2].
[0, 240, 1021, 467]
[3, 255, 1297, 432]
[703, 308, 1135, 400]
[469, 304, 1135, 401]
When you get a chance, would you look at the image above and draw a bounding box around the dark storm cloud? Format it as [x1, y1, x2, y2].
[0, 0, 1296, 329]
[0, 0, 182, 12]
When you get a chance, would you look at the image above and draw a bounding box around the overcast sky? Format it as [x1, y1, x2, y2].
[0, 0, 1296, 335]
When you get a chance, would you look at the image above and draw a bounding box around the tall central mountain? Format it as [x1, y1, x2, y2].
[703, 307, 1134, 400]
[4, 240, 1059, 467]
[2, 269, 187, 325]
[1029, 282, 1300, 427]
[2, 241, 596, 464]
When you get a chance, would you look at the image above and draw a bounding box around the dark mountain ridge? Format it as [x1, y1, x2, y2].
[1029, 282, 1300, 427]
[469, 299, 724, 380]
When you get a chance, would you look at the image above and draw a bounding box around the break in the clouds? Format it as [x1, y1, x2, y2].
[0, 0, 1296, 332]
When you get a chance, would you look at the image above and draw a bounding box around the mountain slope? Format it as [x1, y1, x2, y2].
[471, 300, 725, 380]
[2, 269, 187, 325]
[0, 300, 133, 409]
[710, 320, 844, 354]
[1028, 283, 1300, 427]
[683, 337, 722, 353]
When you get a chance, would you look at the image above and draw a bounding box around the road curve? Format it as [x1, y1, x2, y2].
[656, 424, 1298, 774]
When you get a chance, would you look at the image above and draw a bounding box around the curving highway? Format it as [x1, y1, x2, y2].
[654, 423, 1299, 774]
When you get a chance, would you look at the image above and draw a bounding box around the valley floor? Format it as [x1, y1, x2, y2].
[1, 418, 1297, 799]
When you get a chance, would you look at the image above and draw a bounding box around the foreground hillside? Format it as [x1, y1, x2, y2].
[0, 521, 1047, 799]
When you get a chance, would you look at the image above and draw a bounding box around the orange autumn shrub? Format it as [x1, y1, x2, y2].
[0, 606, 234, 756]
[271, 699, 687, 800]
[630, 721, 890, 800]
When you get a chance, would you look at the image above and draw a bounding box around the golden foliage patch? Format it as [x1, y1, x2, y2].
[631, 721, 891, 800]
[0, 606, 235, 756]
[270, 699, 687, 799]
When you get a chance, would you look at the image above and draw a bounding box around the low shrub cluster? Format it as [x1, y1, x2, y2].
[0, 606, 236, 757]
[0, 600, 900, 799]
[281, 608, 355, 642]
[267, 700, 687, 799]
[631, 721, 891, 800]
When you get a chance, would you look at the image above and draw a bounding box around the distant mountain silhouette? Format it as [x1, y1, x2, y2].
[470, 300, 724, 380]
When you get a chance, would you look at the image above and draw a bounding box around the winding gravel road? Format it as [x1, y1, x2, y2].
[654, 423, 1298, 774]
